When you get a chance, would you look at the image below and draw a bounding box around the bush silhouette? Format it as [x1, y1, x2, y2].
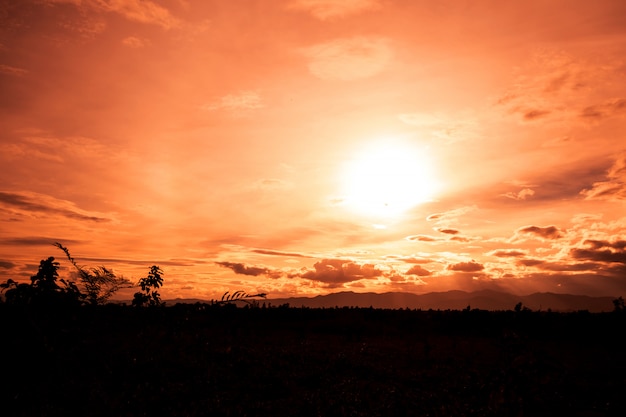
[0, 256, 82, 306]
[133, 265, 165, 307]
[55, 242, 131, 305]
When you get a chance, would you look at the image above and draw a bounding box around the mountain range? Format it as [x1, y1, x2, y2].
[169, 290, 619, 312]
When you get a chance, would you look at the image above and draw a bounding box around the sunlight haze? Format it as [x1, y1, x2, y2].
[1, 0, 626, 301]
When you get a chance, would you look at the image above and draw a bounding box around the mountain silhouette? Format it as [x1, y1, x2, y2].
[258, 290, 616, 312]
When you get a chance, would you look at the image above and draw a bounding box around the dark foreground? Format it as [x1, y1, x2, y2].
[2, 304, 625, 417]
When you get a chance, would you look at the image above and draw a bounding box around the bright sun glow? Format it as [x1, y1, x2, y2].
[340, 139, 439, 218]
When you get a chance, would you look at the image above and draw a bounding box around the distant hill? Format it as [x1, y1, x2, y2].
[258, 290, 617, 312]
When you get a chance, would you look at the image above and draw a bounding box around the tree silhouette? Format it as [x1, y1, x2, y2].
[133, 265, 165, 307]
[1, 256, 82, 306]
[54, 242, 131, 305]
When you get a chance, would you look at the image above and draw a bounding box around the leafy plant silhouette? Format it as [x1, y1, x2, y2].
[215, 290, 267, 306]
[0, 256, 82, 306]
[54, 242, 131, 305]
[132, 265, 165, 307]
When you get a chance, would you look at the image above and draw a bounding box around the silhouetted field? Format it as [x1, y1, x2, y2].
[2, 304, 625, 417]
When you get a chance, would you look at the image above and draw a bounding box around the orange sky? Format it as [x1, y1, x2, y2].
[1, 0, 626, 300]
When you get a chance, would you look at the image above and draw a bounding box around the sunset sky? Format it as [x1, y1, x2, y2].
[1, 0, 626, 300]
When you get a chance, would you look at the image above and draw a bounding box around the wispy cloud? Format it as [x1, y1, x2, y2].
[0, 191, 111, 222]
[405, 235, 444, 243]
[488, 249, 528, 258]
[0, 64, 28, 76]
[122, 36, 148, 48]
[0, 237, 83, 247]
[501, 188, 535, 200]
[581, 154, 626, 201]
[496, 49, 620, 124]
[93, 0, 181, 29]
[579, 98, 626, 122]
[303, 36, 392, 81]
[251, 249, 308, 258]
[202, 91, 264, 112]
[397, 113, 480, 144]
[288, 0, 381, 20]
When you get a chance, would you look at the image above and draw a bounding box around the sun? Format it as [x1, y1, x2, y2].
[340, 139, 439, 218]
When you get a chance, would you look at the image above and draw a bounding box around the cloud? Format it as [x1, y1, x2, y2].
[449, 236, 473, 243]
[0, 237, 83, 247]
[397, 113, 480, 144]
[93, 0, 181, 29]
[502, 188, 535, 200]
[0, 64, 28, 76]
[435, 227, 459, 235]
[426, 206, 476, 224]
[203, 91, 264, 112]
[303, 36, 392, 81]
[523, 109, 551, 121]
[405, 265, 432, 276]
[122, 36, 148, 48]
[250, 179, 293, 191]
[496, 50, 621, 124]
[397, 256, 433, 264]
[579, 98, 626, 121]
[405, 235, 443, 242]
[570, 239, 626, 264]
[0, 191, 111, 222]
[517, 258, 546, 267]
[251, 249, 307, 258]
[488, 249, 527, 258]
[288, 0, 381, 20]
[216, 261, 282, 278]
[0, 261, 17, 269]
[515, 225, 563, 240]
[447, 261, 484, 272]
[581, 154, 626, 201]
[294, 258, 384, 284]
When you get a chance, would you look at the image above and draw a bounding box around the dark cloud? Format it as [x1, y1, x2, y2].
[216, 261, 281, 278]
[449, 236, 472, 242]
[523, 109, 551, 120]
[580, 155, 626, 201]
[251, 249, 307, 258]
[447, 261, 484, 272]
[294, 259, 384, 284]
[0, 237, 83, 246]
[517, 259, 545, 267]
[489, 249, 527, 258]
[0, 261, 16, 269]
[570, 239, 626, 264]
[579, 98, 626, 120]
[581, 239, 626, 250]
[0, 191, 110, 222]
[406, 265, 432, 276]
[435, 227, 459, 235]
[517, 225, 563, 239]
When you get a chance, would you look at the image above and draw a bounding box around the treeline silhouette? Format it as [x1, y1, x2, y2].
[0, 243, 164, 308]
[1, 246, 626, 416]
